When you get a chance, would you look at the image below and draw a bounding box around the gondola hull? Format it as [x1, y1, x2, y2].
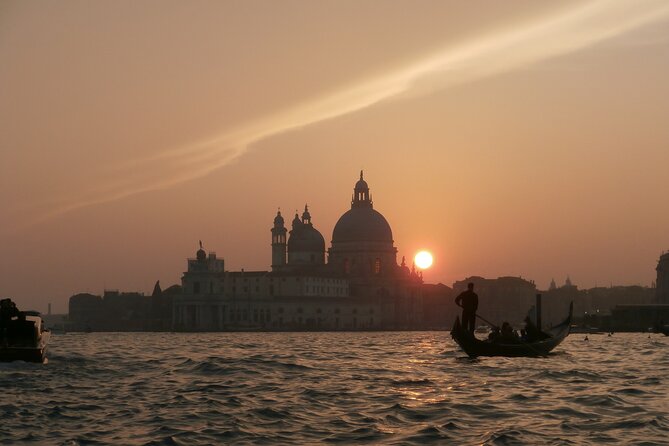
[451, 304, 572, 358]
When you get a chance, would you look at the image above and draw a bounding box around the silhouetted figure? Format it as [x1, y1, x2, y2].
[0, 299, 20, 325]
[455, 282, 478, 334]
[523, 316, 550, 342]
[0, 298, 21, 343]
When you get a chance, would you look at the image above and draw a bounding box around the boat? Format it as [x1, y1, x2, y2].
[0, 311, 51, 363]
[451, 303, 573, 358]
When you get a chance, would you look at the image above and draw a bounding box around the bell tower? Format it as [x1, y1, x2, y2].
[271, 210, 287, 270]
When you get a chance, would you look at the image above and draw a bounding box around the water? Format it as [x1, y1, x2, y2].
[1, 332, 667, 445]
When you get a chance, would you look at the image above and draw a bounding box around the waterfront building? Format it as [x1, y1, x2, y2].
[68, 283, 180, 331]
[173, 172, 427, 331]
[656, 252, 669, 304]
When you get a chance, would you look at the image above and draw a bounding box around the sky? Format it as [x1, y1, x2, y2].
[2, 0, 669, 313]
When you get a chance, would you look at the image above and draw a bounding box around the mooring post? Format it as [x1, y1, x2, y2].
[536, 293, 542, 330]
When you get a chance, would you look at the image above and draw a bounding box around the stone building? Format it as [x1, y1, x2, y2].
[656, 252, 669, 304]
[173, 172, 428, 331]
[68, 284, 180, 331]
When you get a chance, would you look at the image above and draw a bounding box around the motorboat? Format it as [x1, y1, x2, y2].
[0, 311, 51, 363]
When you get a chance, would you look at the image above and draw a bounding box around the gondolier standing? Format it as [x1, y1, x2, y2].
[455, 282, 478, 334]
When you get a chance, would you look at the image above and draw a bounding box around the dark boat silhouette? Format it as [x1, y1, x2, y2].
[0, 311, 51, 363]
[451, 303, 572, 358]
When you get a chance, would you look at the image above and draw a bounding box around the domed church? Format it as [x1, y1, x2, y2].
[174, 172, 426, 331]
[329, 171, 397, 278]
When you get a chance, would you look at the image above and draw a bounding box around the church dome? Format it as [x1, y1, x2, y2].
[287, 205, 325, 253]
[332, 207, 393, 243]
[273, 211, 284, 226]
[355, 177, 368, 191]
[288, 224, 325, 252]
[331, 171, 393, 244]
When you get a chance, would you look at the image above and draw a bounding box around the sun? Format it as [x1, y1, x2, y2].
[414, 251, 433, 269]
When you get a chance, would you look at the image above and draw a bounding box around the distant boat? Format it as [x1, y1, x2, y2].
[0, 312, 51, 363]
[451, 303, 573, 358]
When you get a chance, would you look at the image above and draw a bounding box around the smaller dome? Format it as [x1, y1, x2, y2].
[302, 204, 311, 223]
[273, 211, 284, 226]
[288, 224, 325, 253]
[355, 170, 368, 191]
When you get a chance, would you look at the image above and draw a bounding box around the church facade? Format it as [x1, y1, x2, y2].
[172, 172, 427, 331]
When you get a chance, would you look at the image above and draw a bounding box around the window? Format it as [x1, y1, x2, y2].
[193, 282, 200, 294]
[344, 258, 350, 274]
[374, 258, 381, 274]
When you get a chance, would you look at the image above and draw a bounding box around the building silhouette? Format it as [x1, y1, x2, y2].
[172, 172, 435, 331]
[656, 252, 669, 304]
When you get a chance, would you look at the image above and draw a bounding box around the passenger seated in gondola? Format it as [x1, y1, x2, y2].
[523, 316, 550, 342]
[500, 322, 519, 342]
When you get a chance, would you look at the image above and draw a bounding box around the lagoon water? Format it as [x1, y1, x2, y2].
[1, 332, 667, 445]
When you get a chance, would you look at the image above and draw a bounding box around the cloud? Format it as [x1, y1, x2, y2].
[38, 0, 669, 222]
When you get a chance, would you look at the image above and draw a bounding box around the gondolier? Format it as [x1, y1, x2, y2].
[454, 282, 478, 334]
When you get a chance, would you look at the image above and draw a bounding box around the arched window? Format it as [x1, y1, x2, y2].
[374, 258, 381, 274]
[343, 258, 350, 274]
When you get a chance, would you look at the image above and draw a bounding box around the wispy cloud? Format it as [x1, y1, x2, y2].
[38, 0, 669, 223]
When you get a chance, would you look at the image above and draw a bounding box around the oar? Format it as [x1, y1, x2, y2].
[474, 312, 499, 330]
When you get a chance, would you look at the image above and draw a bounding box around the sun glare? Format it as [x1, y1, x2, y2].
[414, 251, 433, 269]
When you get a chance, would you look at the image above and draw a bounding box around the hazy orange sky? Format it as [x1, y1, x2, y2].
[2, 1, 669, 313]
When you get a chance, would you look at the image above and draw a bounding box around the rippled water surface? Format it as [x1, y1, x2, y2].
[1, 332, 668, 445]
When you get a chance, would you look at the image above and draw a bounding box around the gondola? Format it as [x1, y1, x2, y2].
[451, 303, 573, 358]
